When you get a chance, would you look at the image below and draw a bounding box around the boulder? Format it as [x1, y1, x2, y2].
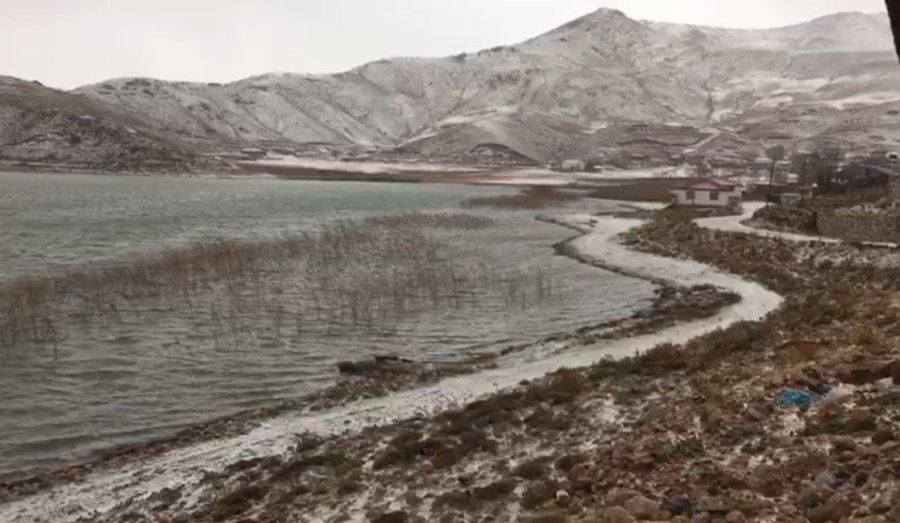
[624, 495, 659, 520]
[599, 506, 636, 523]
[807, 494, 853, 523]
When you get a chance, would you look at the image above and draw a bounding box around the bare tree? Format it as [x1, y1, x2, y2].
[888, 1, 900, 63]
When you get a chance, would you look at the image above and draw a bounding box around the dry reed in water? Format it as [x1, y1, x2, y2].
[0, 212, 560, 351]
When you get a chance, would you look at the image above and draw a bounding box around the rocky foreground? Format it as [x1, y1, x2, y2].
[16, 209, 894, 523]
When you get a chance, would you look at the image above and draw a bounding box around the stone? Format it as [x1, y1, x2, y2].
[868, 492, 892, 515]
[599, 506, 636, 523]
[879, 440, 900, 453]
[745, 407, 765, 421]
[696, 496, 733, 514]
[797, 484, 831, 510]
[891, 361, 900, 385]
[833, 437, 857, 452]
[371, 511, 410, 523]
[624, 495, 659, 520]
[690, 513, 711, 523]
[807, 494, 853, 523]
[815, 471, 839, 488]
[847, 409, 877, 432]
[671, 517, 690, 523]
[871, 428, 895, 445]
[724, 511, 746, 523]
[606, 489, 641, 506]
[520, 512, 568, 523]
[661, 496, 695, 516]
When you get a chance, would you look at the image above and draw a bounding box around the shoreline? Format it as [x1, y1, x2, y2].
[0, 209, 730, 487]
[0, 210, 780, 522]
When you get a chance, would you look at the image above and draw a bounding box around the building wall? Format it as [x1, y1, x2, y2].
[673, 188, 741, 207]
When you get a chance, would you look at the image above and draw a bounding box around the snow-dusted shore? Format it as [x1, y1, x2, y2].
[703, 202, 899, 248]
[233, 155, 695, 186]
[0, 213, 783, 523]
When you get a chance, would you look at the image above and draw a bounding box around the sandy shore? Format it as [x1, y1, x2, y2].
[0, 211, 780, 522]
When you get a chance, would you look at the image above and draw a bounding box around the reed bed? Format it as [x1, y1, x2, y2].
[462, 186, 583, 210]
[0, 212, 559, 352]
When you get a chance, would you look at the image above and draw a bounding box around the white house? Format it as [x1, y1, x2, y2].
[671, 178, 743, 209]
[560, 159, 586, 172]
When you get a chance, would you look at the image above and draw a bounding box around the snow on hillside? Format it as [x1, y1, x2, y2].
[6, 9, 900, 170]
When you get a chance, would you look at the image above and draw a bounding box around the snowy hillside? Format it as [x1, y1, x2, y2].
[5, 9, 900, 169]
[0, 76, 199, 171]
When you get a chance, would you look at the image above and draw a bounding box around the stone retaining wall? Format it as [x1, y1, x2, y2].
[817, 208, 900, 243]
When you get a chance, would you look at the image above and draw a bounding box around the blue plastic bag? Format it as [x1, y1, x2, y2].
[776, 388, 816, 406]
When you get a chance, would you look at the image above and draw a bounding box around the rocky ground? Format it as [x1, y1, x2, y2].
[22, 209, 900, 523]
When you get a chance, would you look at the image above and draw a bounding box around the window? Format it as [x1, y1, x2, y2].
[709, 190, 719, 201]
[685, 190, 695, 201]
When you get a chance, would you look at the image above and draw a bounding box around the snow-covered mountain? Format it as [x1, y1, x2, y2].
[0, 76, 200, 171]
[4, 9, 900, 170]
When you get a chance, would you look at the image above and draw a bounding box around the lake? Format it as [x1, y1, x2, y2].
[0, 172, 657, 478]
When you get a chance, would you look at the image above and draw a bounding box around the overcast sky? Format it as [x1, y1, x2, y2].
[2, 0, 888, 90]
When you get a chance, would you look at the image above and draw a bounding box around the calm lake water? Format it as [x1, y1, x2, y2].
[0, 172, 657, 478]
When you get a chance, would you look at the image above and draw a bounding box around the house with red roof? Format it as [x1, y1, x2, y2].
[671, 178, 743, 210]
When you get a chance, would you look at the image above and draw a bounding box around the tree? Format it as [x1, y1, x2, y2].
[765, 145, 786, 205]
[802, 147, 844, 194]
[888, 1, 900, 63]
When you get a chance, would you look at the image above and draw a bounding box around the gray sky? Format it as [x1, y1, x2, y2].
[2, 0, 888, 90]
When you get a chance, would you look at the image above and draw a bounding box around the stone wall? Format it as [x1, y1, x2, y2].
[817, 208, 900, 243]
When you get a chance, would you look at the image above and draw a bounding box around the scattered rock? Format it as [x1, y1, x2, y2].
[815, 471, 839, 488]
[520, 512, 568, 523]
[871, 427, 895, 445]
[807, 494, 853, 523]
[606, 488, 641, 507]
[598, 506, 635, 523]
[697, 496, 733, 514]
[624, 495, 659, 520]
[724, 511, 746, 523]
[662, 496, 695, 516]
[868, 492, 893, 515]
[833, 437, 857, 452]
[371, 511, 410, 523]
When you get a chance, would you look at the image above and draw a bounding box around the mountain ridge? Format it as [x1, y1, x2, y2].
[3, 10, 900, 172]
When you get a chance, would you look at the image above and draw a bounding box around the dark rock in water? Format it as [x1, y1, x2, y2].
[337, 355, 419, 375]
[337, 360, 378, 375]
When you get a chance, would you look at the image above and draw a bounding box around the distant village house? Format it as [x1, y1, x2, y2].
[467, 143, 538, 166]
[671, 179, 743, 209]
[560, 159, 587, 172]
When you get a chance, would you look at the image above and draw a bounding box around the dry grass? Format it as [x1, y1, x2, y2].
[0, 212, 559, 351]
[462, 186, 583, 210]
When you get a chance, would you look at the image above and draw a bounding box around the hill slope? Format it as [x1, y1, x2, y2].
[0, 76, 202, 172]
[5, 10, 900, 170]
